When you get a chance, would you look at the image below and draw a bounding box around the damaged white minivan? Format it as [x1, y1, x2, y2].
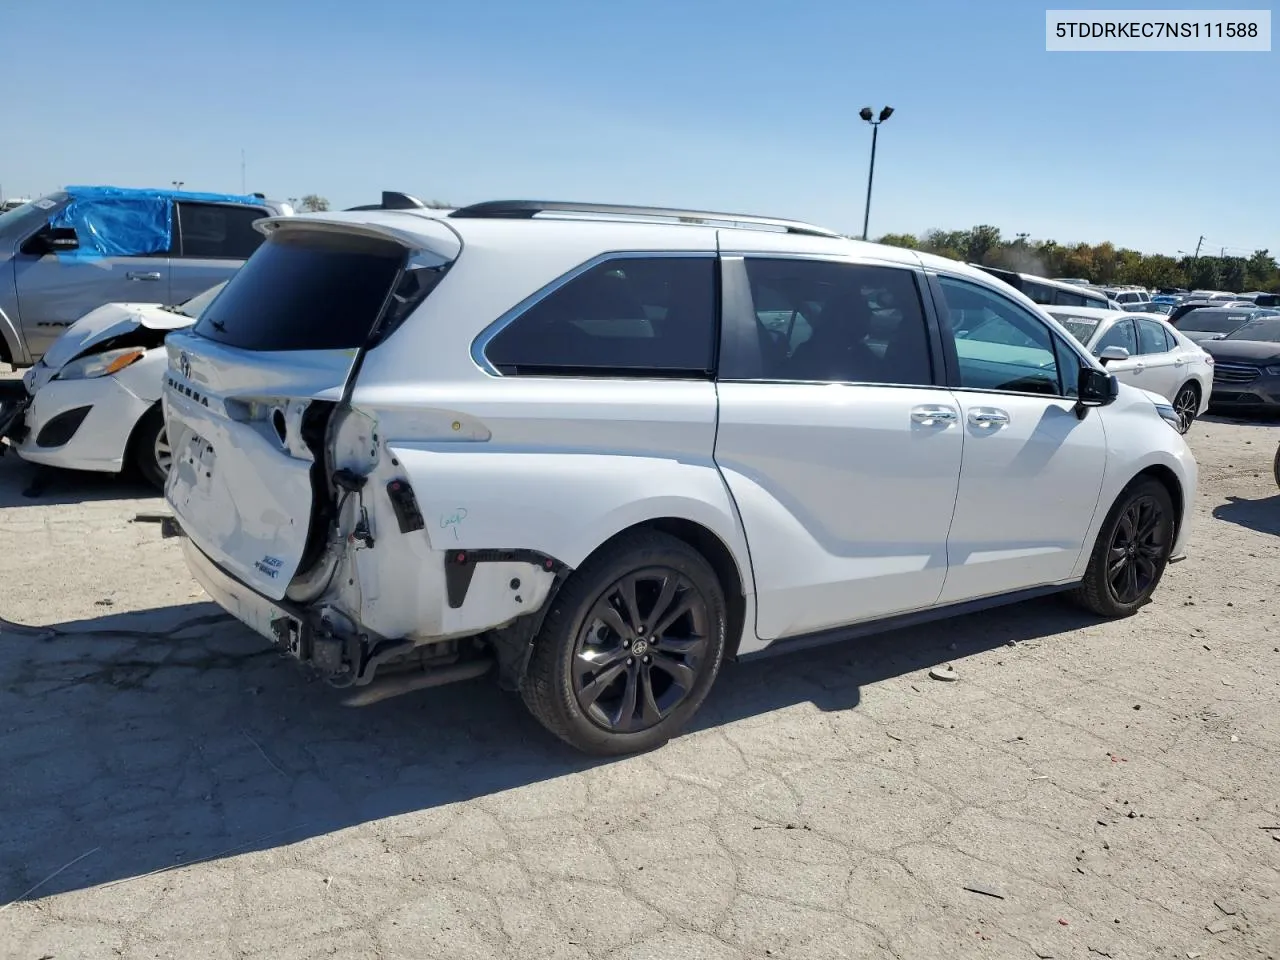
[163, 197, 1198, 755]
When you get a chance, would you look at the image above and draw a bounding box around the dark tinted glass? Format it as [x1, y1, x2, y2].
[1224, 316, 1280, 342]
[1176, 309, 1252, 334]
[1137, 319, 1171, 355]
[177, 202, 269, 259]
[938, 277, 1063, 395]
[741, 258, 933, 385]
[1095, 319, 1138, 355]
[485, 256, 717, 377]
[1052, 289, 1093, 306]
[194, 229, 404, 351]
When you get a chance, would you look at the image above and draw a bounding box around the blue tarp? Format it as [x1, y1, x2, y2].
[51, 185, 265, 259]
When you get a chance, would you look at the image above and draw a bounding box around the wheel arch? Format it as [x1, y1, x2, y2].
[571, 517, 749, 661]
[123, 400, 164, 471]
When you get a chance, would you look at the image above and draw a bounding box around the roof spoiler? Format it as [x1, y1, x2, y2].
[344, 191, 428, 212]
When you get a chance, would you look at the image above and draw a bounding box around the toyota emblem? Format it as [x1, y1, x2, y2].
[179, 353, 191, 379]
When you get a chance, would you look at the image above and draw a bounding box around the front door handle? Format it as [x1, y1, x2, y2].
[1133, 362, 1145, 372]
[968, 408, 1010, 428]
[127, 271, 162, 281]
[911, 405, 958, 425]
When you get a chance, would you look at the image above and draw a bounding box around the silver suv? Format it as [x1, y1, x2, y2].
[0, 186, 291, 366]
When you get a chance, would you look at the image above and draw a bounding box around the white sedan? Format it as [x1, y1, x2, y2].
[1045, 306, 1212, 433]
[0, 283, 224, 487]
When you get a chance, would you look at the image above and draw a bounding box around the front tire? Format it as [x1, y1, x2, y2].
[1172, 382, 1200, 434]
[131, 405, 172, 491]
[1273, 444, 1280, 491]
[521, 531, 727, 755]
[1071, 478, 1175, 617]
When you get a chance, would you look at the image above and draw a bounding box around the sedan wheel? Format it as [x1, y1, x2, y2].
[1172, 384, 1199, 434]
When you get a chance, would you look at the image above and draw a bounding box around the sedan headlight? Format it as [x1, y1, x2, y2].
[56, 347, 146, 381]
[1153, 401, 1181, 431]
[1265, 364, 1280, 376]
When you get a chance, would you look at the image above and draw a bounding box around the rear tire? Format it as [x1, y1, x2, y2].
[1172, 382, 1199, 434]
[131, 405, 171, 491]
[1071, 478, 1175, 617]
[521, 530, 727, 755]
[1273, 444, 1280, 491]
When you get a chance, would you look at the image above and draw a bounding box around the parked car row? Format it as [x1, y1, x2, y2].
[0, 185, 292, 485]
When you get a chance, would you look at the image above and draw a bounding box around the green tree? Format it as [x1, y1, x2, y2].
[875, 232, 919, 249]
[1245, 249, 1278, 290]
[299, 194, 330, 212]
[1222, 257, 1247, 292]
[965, 225, 1002, 264]
[1188, 258, 1221, 290]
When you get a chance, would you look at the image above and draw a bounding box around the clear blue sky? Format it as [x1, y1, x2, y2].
[2, 0, 1274, 255]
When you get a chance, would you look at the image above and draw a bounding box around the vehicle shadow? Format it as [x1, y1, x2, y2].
[0, 595, 1098, 905]
[0, 454, 157, 507]
[1212, 494, 1280, 536]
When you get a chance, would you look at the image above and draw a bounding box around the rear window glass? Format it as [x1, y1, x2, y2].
[484, 256, 717, 377]
[194, 230, 404, 351]
[1173, 309, 1251, 334]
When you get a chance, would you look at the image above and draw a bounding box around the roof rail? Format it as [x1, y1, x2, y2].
[447, 200, 843, 239]
[344, 191, 428, 212]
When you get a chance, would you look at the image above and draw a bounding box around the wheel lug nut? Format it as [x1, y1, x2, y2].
[622, 640, 630, 648]
[643, 655, 651, 663]
[627, 658, 634, 665]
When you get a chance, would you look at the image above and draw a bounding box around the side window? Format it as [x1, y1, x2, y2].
[1137, 319, 1172, 354]
[937, 276, 1062, 396]
[1052, 289, 1090, 307]
[1021, 280, 1051, 304]
[484, 256, 717, 377]
[1095, 319, 1138, 356]
[740, 258, 933, 386]
[175, 202, 268, 259]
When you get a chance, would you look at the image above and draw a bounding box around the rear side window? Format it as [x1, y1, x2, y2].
[176, 202, 268, 259]
[1095, 319, 1138, 355]
[484, 256, 717, 377]
[1137, 319, 1172, 354]
[738, 258, 933, 386]
[195, 229, 405, 351]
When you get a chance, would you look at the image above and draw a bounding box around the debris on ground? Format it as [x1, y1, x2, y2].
[929, 664, 959, 682]
[962, 883, 1005, 900]
[1206, 918, 1231, 934]
[1214, 899, 1238, 916]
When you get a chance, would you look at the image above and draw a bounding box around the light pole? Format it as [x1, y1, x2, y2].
[859, 106, 893, 241]
[171, 180, 184, 191]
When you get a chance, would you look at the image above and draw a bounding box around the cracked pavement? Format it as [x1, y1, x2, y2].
[1, 403, 1279, 959]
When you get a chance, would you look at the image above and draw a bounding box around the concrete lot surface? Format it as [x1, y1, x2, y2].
[1, 394, 1278, 959]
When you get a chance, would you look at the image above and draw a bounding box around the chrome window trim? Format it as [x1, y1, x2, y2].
[469, 250, 717, 377]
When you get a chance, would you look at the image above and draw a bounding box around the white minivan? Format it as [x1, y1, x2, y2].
[161, 199, 1198, 754]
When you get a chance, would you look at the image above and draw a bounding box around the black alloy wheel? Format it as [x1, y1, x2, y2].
[521, 530, 727, 755]
[1073, 478, 1175, 617]
[1106, 494, 1168, 605]
[572, 569, 709, 733]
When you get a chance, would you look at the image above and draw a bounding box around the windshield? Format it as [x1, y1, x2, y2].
[171, 281, 228, 319]
[1224, 316, 1280, 342]
[0, 194, 65, 238]
[1053, 316, 1102, 345]
[1175, 309, 1253, 334]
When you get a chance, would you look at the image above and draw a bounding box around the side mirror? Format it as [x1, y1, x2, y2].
[1076, 366, 1119, 418]
[1097, 345, 1129, 365]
